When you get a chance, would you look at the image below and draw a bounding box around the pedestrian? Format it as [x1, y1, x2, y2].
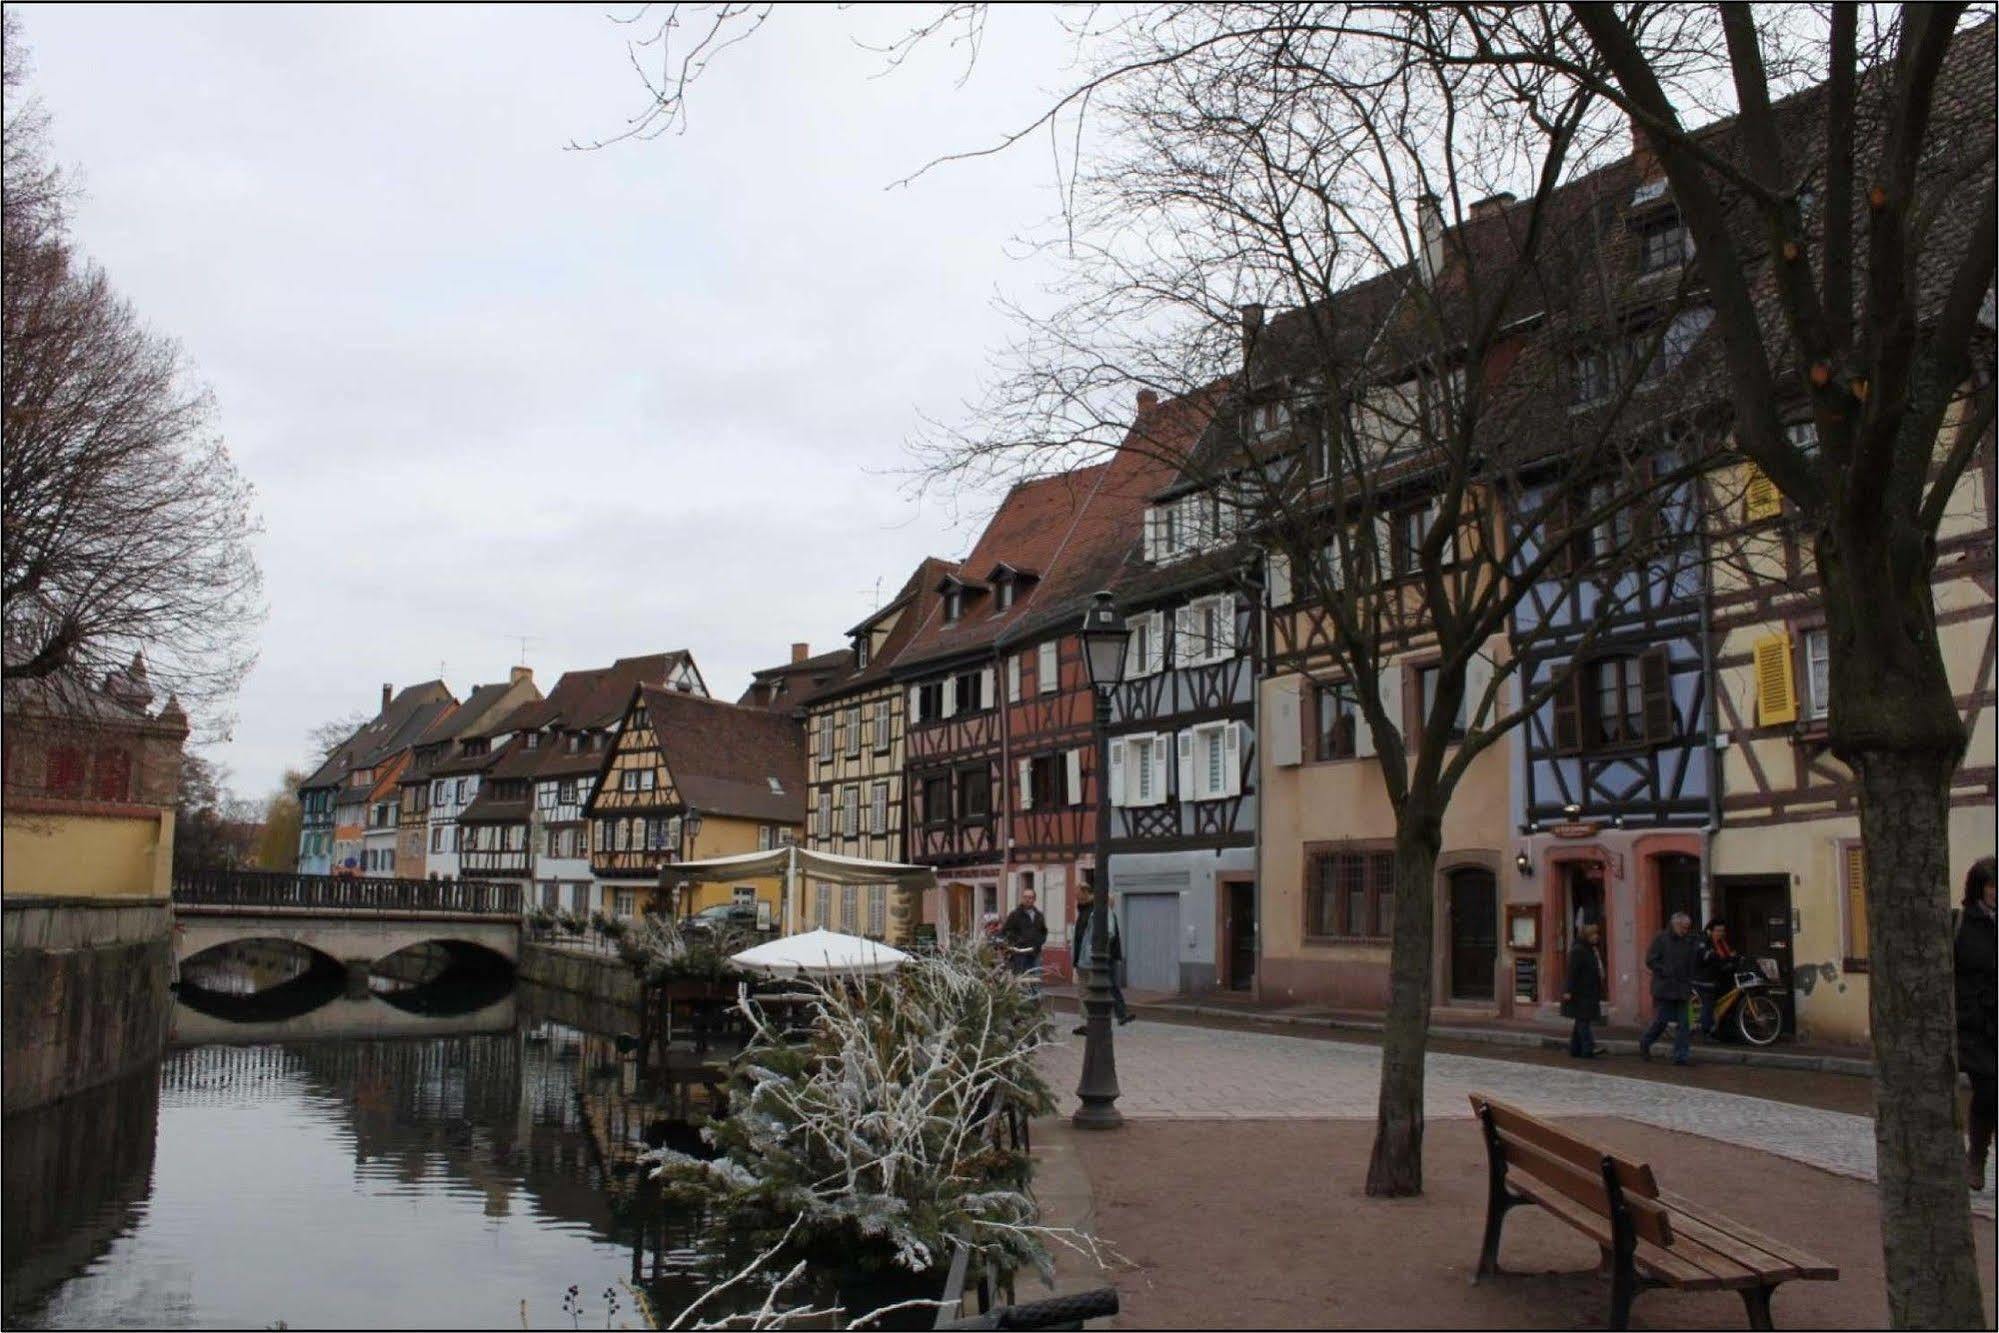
[1000, 887, 1048, 977]
[1071, 884, 1132, 1035]
[1693, 917, 1737, 1040]
[1956, 856, 1996, 1190]
[1640, 911, 1701, 1066]
[1562, 919, 1608, 1059]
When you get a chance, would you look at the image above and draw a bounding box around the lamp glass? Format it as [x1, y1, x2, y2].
[1078, 591, 1129, 689]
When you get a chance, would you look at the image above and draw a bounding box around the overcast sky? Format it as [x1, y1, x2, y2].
[14, 3, 1080, 799]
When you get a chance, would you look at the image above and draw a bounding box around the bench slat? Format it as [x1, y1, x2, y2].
[1658, 1207, 1806, 1283]
[1477, 1096, 1659, 1198]
[1492, 1127, 1676, 1250]
[1504, 1174, 1727, 1291]
[1660, 1191, 1840, 1281]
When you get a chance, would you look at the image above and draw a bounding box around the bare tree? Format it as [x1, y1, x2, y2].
[1, 15, 262, 734]
[306, 709, 373, 762]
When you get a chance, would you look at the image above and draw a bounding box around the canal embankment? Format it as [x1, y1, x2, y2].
[1, 896, 173, 1114]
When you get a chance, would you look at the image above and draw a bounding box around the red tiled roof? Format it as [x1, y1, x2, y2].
[636, 685, 806, 824]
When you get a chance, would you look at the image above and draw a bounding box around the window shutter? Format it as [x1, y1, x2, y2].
[1553, 668, 1583, 754]
[1150, 735, 1171, 805]
[979, 667, 995, 710]
[1463, 650, 1493, 732]
[1223, 722, 1244, 796]
[1143, 508, 1160, 562]
[1008, 655, 1022, 702]
[1215, 596, 1237, 656]
[1844, 842, 1869, 958]
[1149, 612, 1167, 675]
[1039, 640, 1059, 692]
[1641, 647, 1674, 742]
[909, 684, 923, 724]
[1017, 757, 1034, 811]
[1753, 633, 1798, 725]
[1066, 749, 1083, 805]
[1176, 731, 1195, 801]
[1373, 514, 1393, 578]
[1268, 551, 1293, 606]
[1108, 738, 1127, 807]
[1743, 464, 1782, 522]
[1269, 677, 1303, 767]
[941, 679, 959, 719]
[1173, 605, 1194, 666]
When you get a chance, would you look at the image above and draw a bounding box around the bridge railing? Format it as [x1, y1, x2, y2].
[173, 870, 523, 917]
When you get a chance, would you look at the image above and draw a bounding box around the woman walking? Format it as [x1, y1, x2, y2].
[1956, 856, 1996, 1190]
[1562, 920, 1607, 1059]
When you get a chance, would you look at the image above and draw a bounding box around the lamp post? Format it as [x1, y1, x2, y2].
[672, 808, 703, 919]
[1074, 590, 1128, 1130]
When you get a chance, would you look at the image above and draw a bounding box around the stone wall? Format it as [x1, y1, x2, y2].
[2, 897, 174, 1114]
[517, 941, 642, 1014]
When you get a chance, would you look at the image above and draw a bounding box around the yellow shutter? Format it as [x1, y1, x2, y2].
[1744, 464, 1782, 521]
[1844, 842, 1869, 959]
[1753, 633, 1798, 725]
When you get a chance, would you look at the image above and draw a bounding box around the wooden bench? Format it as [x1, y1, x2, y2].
[1469, 1093, 1838, 1329]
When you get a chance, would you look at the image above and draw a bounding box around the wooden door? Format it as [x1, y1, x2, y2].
[1448, 868, 1498, 1001]
[1226, 882, 1257, 991]
[1717, 875, 1795, 1034]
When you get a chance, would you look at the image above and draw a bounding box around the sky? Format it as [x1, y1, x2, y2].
[12, 3, 1082, 799]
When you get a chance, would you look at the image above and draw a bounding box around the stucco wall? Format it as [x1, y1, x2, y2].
[2, 898, 173, 1113]
[2, 809, 174, 900]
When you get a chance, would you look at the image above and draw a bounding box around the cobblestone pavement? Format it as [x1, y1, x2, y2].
[1039, 1019, 1996, 1216]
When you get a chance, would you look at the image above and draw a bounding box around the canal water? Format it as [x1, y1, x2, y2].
[2, 959, 726, 1330]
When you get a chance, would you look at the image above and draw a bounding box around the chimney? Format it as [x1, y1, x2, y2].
[1136, 388, 1160, 414]
[1469, 192, 1515, 221]
[1238, 303, 1266, 371]
[1631, 121, 1662, 182]
[509, 665, 533, 686]
[381, 683, 393, 712]
[1417, 193, 1446, 283]
[790, 642, 810, 664]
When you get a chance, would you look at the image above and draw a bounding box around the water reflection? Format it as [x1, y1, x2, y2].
[1, 965, 733, 1331]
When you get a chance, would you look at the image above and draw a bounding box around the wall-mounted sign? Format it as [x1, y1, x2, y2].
[1505, 903, 1541, 952]
[1513, 955, 1540, 1003]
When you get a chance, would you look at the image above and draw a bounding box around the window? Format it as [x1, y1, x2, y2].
[524, 732, 541, 751]
[570, 882, 591, 914]
[559, 779, 577, 805]
[944, 586, 962, 622]
[958, 766, 991, 822]
[1314, 684, 1359, 761]
[818, 711, 836, 760]
[1037, 641, 1059, 693]
[1026, 753, 1066, 809]
[868, 884, 888, 937]
[1114, 733, 1169, 806]
[1555, 648, 1672, 752]
[431, 827, 443, 853]
[1127, 611, 1165, 678]
[1570, 347, 1614, 406]
[994, 579, 1015, 612]
[871, 781, 889, 835]
[1190, 721, 1241, 800]
[455, 779, 467, 803]
[953, 671, 982, 714]
[758, 824, 773, 851]
[923, 774, 951, 827]
[1252, 398, 1292, 438]
[856, 636, 870, 670]
[640, 768, 656, 792]
[1637, 214, 1690, 273]
[91, 748, 132, 802]
[1306, 849, 1394, 939]
[842, 784, 861, 837]
[1803, 628, 1831, 721]
[1418, 666, 1468, 743]
[844, 707, 861, 757]
[1177, 596, 1234, 666]
[841, 883, 859, 930]
[917, 681, 945, 721]
[816, 788, 833, 838]
[1007, 654, 1022, 702]
[1640, 307, 1712, 383]
[814, 883, 833, 928]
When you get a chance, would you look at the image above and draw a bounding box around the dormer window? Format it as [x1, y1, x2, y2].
[1251, 398, 1292, 438]
[525, 732, 541, 750]
[855, 636, 871, 670]
[944, 586, 963, 623]
[1637, 213, 1692, 273]
[994, 580, 1015, 612]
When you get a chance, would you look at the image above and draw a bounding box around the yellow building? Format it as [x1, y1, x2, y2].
[793, 559, 952, 942]
[2, 661, 188, 899]
[1707, 412, 1996, 1045]
[586, 684, 805, 923]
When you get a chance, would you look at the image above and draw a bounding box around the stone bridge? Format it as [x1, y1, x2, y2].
[169, 990, 518, 1048]
[171, 871, 522, 979]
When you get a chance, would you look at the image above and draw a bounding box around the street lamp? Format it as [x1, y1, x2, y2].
[1074, 590, 1128, 1130]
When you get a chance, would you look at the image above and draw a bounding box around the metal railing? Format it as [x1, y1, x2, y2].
[172, 870, 522, 917]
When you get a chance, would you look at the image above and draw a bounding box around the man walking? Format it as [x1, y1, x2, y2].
[1640, 911, 1701, 1066]
[1071, 883, 1132, 1035]
[1001, 887, 1048, 976]
[1561, 919, 1607, 1059]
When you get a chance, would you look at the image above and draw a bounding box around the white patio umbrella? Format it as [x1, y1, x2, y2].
[729, 928, 911, 979]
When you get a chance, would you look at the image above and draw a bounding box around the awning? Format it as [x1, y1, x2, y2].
[661, 844, 937, 891]
[730, 928, 912, 978]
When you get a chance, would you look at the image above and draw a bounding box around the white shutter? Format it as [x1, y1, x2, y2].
[979, 666, 995, 710]
[1373, 514, 1393, 577]
[908, 684, 923, 724]
[1269, 677, 1303, 767]
[1215, 596, 1237, 657]
[1147, 612, 1167, 675]
[1224, 721, 1244, 796]
[1326, 537, 1347, 592]
[1176, 731, 1195, 801]
[941, 678, 958, 719]
[1007, 655, 1022, 702]
[1017, 757, 1034, 811]
[1142, 508, 1160, 562]
[1150, 735, 1171, 805]
[1268, 551, 1293, 606]
[1066, 749, 1083, 805]
[1173, 605, 1194, 667]
[1108, 738, 1128, 807]
[1463, 650, 1493, 732]
[1038, 640, 1059, 692]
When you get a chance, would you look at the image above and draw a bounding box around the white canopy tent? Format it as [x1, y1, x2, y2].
[661, 844, 938, 938]
[729, 928, 912, 978]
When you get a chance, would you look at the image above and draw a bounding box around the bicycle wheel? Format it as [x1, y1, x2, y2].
[1736, 993, 1783, 1046]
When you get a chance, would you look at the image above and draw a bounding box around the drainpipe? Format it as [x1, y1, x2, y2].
[1697, 513, 1721, 923]
[1250, 561, 1267, 1002]
[995, 646, 1014, 923]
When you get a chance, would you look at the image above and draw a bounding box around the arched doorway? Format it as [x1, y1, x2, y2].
[1658, 852, 1702, 926]
[1446, 867, 1498, 1001]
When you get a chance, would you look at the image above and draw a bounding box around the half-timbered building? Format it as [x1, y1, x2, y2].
[586, 685, 804, 921]
[296, 681, 454, 875]
[396, 672, 539, 881]
[793, 558, 954, 942]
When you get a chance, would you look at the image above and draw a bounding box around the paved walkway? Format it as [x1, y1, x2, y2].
[1037, 1019, 1995, 1216]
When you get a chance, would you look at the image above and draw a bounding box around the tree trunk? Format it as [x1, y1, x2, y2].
[1367, 812, 1443, 1197]
[1819, 505, 1985, 1329]
[1857, 748, 1984, 1329]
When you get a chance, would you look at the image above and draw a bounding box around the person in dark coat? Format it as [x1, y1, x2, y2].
[1640, 912, 1701, 1065]
[1070, 885, 1132, 1034]
[1694, 917, 1738, 1039]
[1000, 888, 1048, 976]
[1561, 919, 1608, 1058]
[1956, 856, 1996, 1190]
